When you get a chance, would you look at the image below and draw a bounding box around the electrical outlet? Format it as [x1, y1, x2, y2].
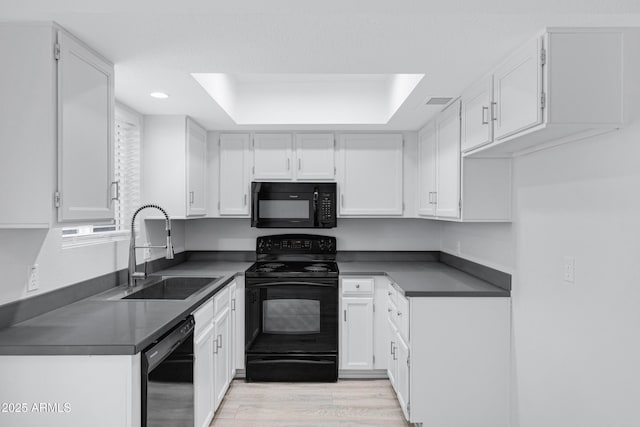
[563, 256, 575, 283]
[27, 264, 39, 292]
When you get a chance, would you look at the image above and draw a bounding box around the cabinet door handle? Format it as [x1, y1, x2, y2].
[287, 158, 290, 171]
[390, 341, 395, 355]
[243, 194, 247, 207]
[482, 106, 489, 125]
[189, 191, 194, 204]
[433, 192, 438, 205]
[387, 308, 392, 313]
[392, 344, 397, 360]
[216, 334, 222, 350]
[298, 158, 301, 170]
[491, 102, 497, 121]
[344, 310, 347, 322]
[111, 181, 120, 201]
[397, 311, 402, 316]
[341, 194, 344, 208]
[231, 298, 236, 311]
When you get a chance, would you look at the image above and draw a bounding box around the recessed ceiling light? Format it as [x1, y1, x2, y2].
[150, 92, 169, 99]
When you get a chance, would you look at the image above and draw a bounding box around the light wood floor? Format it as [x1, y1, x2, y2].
[209, 379, 411, 427]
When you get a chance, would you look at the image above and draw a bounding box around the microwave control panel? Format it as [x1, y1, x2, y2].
[318, 193, 335, 226]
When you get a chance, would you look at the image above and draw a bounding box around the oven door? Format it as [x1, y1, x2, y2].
[251, 186, 315, 228]
[245, 278, 338, 381]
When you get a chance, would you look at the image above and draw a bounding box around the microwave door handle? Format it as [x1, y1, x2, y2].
[313, 190, 319, 226]
[252, 192, 259, 226]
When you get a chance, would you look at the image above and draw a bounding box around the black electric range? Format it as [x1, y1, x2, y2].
[244, 234, 339, 382]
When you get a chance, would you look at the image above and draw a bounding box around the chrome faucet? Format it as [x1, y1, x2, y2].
[128, 204, 174, 287]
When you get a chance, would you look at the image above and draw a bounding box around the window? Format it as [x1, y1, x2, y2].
[62, 103, 142, 247]
[113, 106, 142, 230]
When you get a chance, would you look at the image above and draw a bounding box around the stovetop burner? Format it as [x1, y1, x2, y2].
[305, 265, 329, 272]
[247, 234, 339, 278]
[246, 260, 339, 277]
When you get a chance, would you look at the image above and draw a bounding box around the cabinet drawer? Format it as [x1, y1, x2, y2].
[395, 294, 410, 341]
[214, 286, 230, 315]
[342, 278, 374, 295]
[193, 298, 214, 336]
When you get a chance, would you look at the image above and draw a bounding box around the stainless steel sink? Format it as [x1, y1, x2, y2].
[121, 277, 218, 300]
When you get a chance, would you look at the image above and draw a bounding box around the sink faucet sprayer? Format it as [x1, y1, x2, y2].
[128, 204, 174, 287]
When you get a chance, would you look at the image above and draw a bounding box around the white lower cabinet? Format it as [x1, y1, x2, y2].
[228, 280, 238, 378]
[192, 280, 239, 423]
[394, 331, 410, 421]
[341, 296, 374, 370]
[213, 304, 231, 409]
[194, 322, 215, 427]
[193, 298, 215, 427]
[387, 293, 511, 426]
[340, 277, 391, 374]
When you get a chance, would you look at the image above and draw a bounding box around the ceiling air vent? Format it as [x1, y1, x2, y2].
[424, 97, 453, 106]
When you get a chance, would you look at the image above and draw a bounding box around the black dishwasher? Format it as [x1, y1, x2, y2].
[141, 316, 195, 427]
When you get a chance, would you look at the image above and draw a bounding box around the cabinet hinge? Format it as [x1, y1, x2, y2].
[540, 47, 546, 66]
[54, 191, 61, 208]
[541, 92, 546, 110]
[54, 42, 60, 61]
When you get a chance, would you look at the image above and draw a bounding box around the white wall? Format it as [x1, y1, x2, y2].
[0, 229, 128, 306]
[440, 30, 640, 427]
[185, 218, 441, 251]
[512, 124, 640, 427]
[0, 221, 186, 307]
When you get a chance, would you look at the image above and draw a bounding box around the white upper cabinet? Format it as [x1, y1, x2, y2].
[218, 134, 251, 216]
[419, 101, 511, 222]
[493, 36, 543, 141]
[435, 102, 461, 219]
[252, 133, 294, 180]
[461, 76, 493, 153]
[417, 124, 437, 217]
[337, 134, 404, 216]
[57, 30, 115, 223]
[143, 116, 208, 218]
[0, 23, 114, 228]
[295, 134, 335, 180]
[186, 118, 207, 216]
[466, 28, 623, 157]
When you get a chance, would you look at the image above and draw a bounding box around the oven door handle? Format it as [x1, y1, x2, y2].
[250, 359, 335, 365]
[248, 281, 336, 288]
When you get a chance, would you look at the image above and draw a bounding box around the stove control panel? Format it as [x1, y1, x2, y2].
[257, 234, 336, 255]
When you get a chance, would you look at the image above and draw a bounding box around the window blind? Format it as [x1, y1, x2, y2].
[114, 111, 141, 230]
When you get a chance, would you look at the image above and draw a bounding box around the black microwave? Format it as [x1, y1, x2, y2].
[251, 182, 337, 228]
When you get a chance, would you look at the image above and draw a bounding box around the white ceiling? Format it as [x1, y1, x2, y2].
[3, 0, 640, 131]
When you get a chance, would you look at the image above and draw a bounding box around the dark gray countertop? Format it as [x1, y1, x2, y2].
[339, 261, 510, 297]
[0, 257, 507, 356]
[0, 262, 252, 356]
